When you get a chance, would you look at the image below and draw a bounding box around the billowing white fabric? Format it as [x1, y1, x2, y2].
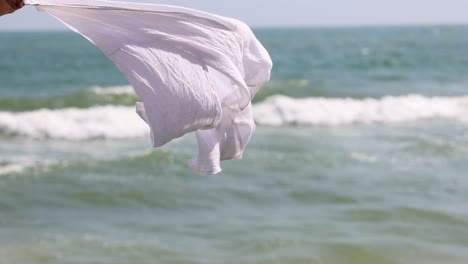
[24, 0, 272, 175]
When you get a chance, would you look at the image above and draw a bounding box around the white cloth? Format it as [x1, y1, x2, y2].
[24, 0, 272, 175]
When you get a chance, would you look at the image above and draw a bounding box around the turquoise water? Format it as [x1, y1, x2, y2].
[1, 26, 468, 263]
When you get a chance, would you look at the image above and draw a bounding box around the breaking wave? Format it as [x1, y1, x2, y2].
[0, 106, 149, 140]
[90, 85, 135, 95]
[0, 161, 31, 176]
[253, 94, 468, 126]
[1, 94, 467, 141]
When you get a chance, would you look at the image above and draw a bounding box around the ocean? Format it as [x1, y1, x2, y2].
[1, 26, 468, 263]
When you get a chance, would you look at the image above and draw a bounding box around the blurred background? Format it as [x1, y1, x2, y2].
[1, 1, 468, 263]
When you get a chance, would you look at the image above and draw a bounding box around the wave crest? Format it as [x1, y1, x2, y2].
[1, 94, 467, 141]
[0, 106, 149, 140]
[253, 95, 468, 126]
[90, 85, 136, 95]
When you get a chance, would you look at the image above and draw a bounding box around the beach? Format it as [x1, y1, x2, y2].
[1, 26, 468, 263]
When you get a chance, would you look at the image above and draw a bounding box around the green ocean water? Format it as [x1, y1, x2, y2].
[1, 26, 468, 264]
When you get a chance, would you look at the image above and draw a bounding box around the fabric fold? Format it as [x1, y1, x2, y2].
[24, 0, 272, 175]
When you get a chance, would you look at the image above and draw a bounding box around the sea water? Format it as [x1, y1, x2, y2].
[0, 26, 468, 264]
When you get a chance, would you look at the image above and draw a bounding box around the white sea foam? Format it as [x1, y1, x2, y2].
[1, 94, 467, 141]
[0, 162, 30, 176]
[0, 106, 149, 140]
[0, 156, 56, 176]
[253, 95, 468, 126]
[90, 85, 136, 95]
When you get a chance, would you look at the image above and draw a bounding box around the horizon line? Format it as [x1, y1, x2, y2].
[1, 21, 468, 32]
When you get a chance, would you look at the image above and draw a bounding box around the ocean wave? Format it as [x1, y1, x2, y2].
[0, 157, 57, 176]
[0, 162, 31, 176]
[1, 94, 467, 141]
[0, 106, 149, 140]
[90, 85, 136, 95]
[253, 94, 468, 126]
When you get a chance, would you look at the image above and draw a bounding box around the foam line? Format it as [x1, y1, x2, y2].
[253, 95, 468, 126]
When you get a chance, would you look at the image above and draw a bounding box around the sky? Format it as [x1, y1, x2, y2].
[2, 0, 468, 30]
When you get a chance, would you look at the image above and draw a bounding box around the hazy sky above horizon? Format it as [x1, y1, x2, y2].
[1, 0, 468, 30]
